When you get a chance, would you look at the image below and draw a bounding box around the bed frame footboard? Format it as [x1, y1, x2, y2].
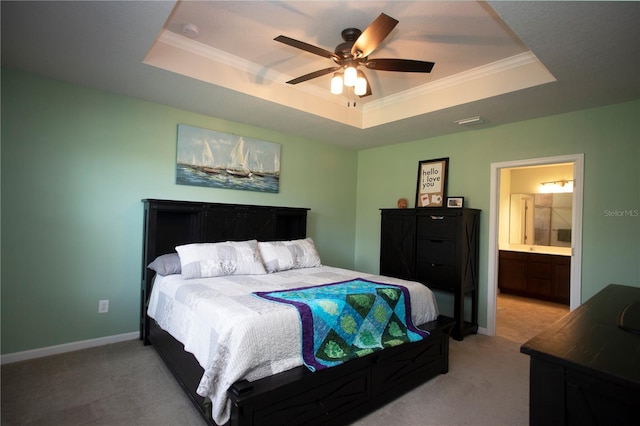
[148, 316, 453, 426]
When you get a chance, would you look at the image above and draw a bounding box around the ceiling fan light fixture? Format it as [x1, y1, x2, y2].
[354, 72, 367, 96]
[344, 65, 357, 87]
[274, 13, 435, 98]
[331, 73, 344, 94]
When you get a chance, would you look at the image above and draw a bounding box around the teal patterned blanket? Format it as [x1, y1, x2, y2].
[255, 278, 428, 371]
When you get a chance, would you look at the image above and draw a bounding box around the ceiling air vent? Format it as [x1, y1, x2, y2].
[455, 116, 484, 126]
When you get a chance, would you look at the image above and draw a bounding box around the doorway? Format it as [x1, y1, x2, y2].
[486, 154, 584, 336]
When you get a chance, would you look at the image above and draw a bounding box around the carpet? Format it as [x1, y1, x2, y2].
[2, 332, 529, 425]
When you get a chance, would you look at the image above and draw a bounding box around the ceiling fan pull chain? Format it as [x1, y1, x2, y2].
[348, 87, 356, 108]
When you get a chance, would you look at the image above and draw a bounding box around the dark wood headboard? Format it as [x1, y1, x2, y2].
[140, 199, 309, 341]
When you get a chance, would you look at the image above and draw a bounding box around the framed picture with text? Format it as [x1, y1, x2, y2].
[415, 157, 448, 207]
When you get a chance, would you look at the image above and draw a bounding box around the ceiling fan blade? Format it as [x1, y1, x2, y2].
[274, 35, 340, 61]
[365, 58, 435, 73]
[351, 13, 398, 59]
[286, 66, 341, 85]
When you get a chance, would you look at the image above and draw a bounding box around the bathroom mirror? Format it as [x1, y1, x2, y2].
[509, 193, 572, 247]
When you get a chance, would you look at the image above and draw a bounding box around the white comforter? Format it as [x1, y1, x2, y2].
[147, 266, 439, 425]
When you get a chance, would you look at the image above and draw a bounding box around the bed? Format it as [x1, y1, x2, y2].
[141, 199, 454, 426]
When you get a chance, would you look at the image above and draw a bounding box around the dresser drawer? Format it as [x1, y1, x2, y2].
[417, 239, 456, 265]
[416, 262, 456, 289]
[416, 213, 458, 239]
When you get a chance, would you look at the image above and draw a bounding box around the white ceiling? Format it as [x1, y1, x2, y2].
[2, 1, 639, 149]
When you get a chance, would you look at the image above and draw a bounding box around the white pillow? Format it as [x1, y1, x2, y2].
[258, 238, 322, 273]
[175, 240, 266, 279]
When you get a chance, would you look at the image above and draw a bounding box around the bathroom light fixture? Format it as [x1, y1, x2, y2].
[541, 179, 573, 186]
[540, 179, 574, 193]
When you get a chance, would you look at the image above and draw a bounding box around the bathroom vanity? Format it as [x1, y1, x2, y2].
[500, 190, 572, 305]
[498, 248, 570, 305]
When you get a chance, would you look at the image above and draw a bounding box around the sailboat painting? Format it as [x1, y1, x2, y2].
[176, 124, 281, 193]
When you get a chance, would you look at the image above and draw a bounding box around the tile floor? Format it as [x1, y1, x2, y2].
[496, 293, 569, 343]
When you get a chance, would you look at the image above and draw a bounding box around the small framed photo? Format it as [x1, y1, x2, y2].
[447, 197, 464, 208]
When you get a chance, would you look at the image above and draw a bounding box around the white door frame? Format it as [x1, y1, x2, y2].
[486, 154, 584, 336]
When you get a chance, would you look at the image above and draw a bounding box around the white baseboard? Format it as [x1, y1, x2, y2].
[1, 327, 492, 364]
[1, 332, 139, 365]
[477, 326, 489, 336]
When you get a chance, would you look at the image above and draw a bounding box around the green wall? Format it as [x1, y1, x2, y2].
[354, 100, 640, 327]
[2, 69, 639, 355]
[1, 70, 358, 354]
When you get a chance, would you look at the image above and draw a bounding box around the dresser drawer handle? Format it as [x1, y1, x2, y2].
[430, 216, 444, 220]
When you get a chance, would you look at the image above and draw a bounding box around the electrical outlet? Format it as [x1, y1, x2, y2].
[98, 299, 109, 314]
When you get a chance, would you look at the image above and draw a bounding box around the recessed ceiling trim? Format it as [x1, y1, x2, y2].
[364, 52, 550, 111]
[147, 28, 555, 131]
[157, 30, 278, 82]
[153, 29, 354, 107]
[361, 52, 556, 128]
[145, 31, 361, 127]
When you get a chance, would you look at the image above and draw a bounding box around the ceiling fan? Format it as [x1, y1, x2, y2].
[274, 13, 435, 98]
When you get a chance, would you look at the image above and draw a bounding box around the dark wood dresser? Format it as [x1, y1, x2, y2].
[521, 284, 640, 426]
[380, 207, 480, 340]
